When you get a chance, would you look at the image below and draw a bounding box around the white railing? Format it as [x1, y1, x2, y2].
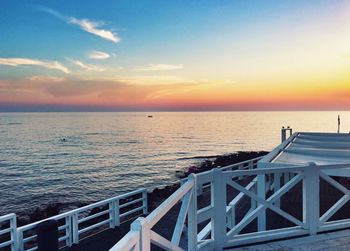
[112, 159, 350, 251]
[195, 165, 307, 250]
[0, 213, 17, 250]
[181, 156, 263, 195]
[195, 162, 350, 250]
[110, 179, 196, 251]
[110, 157, 263, 251]
[220, 156, 262, 171]
[0, 188, 147, 251]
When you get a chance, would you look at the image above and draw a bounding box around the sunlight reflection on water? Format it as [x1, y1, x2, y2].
[0, 111, 349, 215]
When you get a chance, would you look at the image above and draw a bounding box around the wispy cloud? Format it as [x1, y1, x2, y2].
[26, 75, 66, 82]
[37, 6, 120, 43]
[69, 18, 120, 43]
[88, 50, 110, 59]
[135, 64, 184, 71]
[116, 75, 196, 85]
[0, 58, 70, 73]
[70, 59, 106, 72]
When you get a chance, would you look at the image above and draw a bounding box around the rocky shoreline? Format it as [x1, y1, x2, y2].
[148, 151, 267, 211]
[14, 151, 268, 226]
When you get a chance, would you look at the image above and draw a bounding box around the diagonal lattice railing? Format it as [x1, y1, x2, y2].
[194, 162, 350, 250]
[110, 160, 350, 251]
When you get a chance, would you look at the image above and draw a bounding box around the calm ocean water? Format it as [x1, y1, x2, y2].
[1, 111, 349, 216]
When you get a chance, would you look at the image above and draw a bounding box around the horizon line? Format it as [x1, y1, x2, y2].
[1, 109, 350, 113]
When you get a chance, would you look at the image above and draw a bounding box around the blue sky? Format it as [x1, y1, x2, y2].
[0, 0, 350, 111]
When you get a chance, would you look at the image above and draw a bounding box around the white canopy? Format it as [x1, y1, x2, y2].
[274, 133, 350, 165]
[259, 132, 350, 176]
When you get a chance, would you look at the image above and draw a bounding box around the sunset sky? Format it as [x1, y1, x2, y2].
[1, 0, 350, 111]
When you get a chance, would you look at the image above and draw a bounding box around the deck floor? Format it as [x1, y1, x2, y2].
[229, 229, 350, 251]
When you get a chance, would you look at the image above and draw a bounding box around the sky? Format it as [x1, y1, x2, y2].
[0, 0, 350, 111]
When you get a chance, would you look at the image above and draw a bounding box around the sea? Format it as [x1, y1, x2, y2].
[1, 111, 349, 216]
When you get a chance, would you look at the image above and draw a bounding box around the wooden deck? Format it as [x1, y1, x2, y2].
[229, 229, 350, 251]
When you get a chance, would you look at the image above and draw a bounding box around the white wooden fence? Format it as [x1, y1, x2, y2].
[0, 188, 147, 251]
[111, 160, 350, 250]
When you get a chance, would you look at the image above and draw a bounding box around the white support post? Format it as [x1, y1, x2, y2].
[142, 190, 148, 215]
[10, 215, 18, 251]
[238, 164, 243, 180]
[188, 174, 198, 251]
[65, 215, 72, 247]
[109, 201, 116, 228]
[303, 162, 319, 235]
[212, 169, 226, 250]
[115, 200, 120, 227]
[72, 213, 79, 244]
[281, 127, 286, 142]
[132, 217, 150, 251]
[17, 230, 24, 251]
[257, 174, 266, 231]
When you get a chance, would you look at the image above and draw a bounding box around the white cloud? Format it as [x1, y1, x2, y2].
[70, 59, 106, 72]
[0, 58, 70, 73]
[37, 6, 120, 43]
[88, 50, 110, 59]
[135, 64, 184, 71]
[26, 75, 66, 82]
[69, 18, 120, 43]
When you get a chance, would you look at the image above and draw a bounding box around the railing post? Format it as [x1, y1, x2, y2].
[303, 162, 319, 235]
[257, 173, 266, 231]
[72, 213, 79, 244]
[142, 190, 148, 215]
[115, 200, 120, 227]
[212, 168, 226, 250]
[17, 229, 24, 251]
[281, 127, 286, 142]
[238, 164, 243, 180]
[109, 201, 116, 228]
[131, 217, 150, 251]
[65, 215, 72, 247]
[188, 174, 198, 251]
[10, 215, 18, 251]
